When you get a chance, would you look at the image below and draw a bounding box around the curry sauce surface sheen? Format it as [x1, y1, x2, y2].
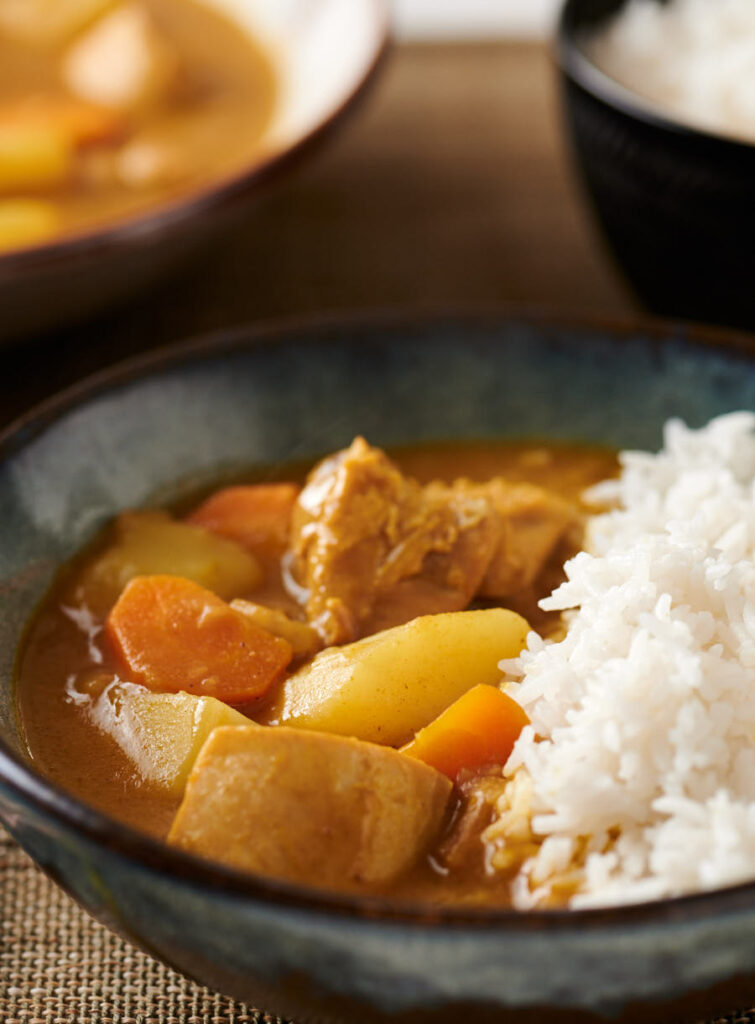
[16, 441, 617, 905]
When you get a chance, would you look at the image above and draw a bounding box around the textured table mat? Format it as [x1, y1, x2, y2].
[2, 827, 753, 1024]
[0, 828, 288, 1024]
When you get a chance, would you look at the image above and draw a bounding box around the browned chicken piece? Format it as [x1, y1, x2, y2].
[288, 438, 579, 645]
[435, 773, 501, 872]
[479, 480, 579, 598]
[288, 438, 499, 644]
[169, 725, 452, 890]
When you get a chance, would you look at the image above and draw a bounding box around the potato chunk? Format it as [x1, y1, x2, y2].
[0, 125, 72, 192]
[169, 726, 452, 889]
[76, 510, 262, 611]
[0, 199, 60, 251]
[263, 608, 530, 747]
[91, 683, 250, 795]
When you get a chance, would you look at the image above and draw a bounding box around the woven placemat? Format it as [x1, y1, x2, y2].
[0, 827, 288, 1024]
[1, 826, 752, 1024]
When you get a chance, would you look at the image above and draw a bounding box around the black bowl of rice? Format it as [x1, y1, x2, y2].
[557, 0, 755, 331]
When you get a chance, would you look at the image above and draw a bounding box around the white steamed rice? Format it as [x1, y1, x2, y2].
[496, 412, 755, 908]
[584, 0, 755, 143]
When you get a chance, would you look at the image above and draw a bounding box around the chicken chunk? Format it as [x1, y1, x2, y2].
[479, 480, 578, 598]
[288, 438, 578, 644]
[289, 438, 499, 644]
[63, 4, 177, 112]
[168, 726, 452, 890]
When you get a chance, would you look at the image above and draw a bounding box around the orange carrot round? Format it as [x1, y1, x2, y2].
[106, 575, 292, 704]
[401, 684, 529, 780]
[187, 484, 299, 558]
[0, 97, 125, 147]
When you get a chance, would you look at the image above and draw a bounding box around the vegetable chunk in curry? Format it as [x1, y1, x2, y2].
[16, 438, 616, 907]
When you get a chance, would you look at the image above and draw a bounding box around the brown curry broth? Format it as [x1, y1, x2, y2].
[0, 0, 276, 237]
[16, 441, 617, 903]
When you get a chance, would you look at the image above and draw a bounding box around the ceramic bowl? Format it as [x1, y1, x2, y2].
[0, 313, 753, 1023]
[0, 0, 389, 342]
[557, 0, 755, 331]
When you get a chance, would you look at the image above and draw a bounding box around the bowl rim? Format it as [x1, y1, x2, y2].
[0, 0, 391, 275]
[556, 0, 755, 154]
[1, 307, 754, 932]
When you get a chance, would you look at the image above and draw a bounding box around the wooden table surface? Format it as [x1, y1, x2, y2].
[0, 41, 635, 430]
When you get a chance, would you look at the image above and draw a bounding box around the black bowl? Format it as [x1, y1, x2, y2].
[0, 313, 754, 1023]
[557, 0, 755, 331]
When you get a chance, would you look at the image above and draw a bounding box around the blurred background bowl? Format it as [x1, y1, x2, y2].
[0, 0, 389, 344]
[557, 0, 755, 332]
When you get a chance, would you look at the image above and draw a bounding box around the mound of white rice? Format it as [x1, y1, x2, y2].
[584, 0, 755, 143]
[497, 412, 755, 908]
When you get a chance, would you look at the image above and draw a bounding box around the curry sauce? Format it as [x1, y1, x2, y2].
[16, 441, 617, 906]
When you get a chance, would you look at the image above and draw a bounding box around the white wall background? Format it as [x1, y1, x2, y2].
[394, 0, 562, 38]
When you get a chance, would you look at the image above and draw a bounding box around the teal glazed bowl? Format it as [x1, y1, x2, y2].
[0, 314, 753, 1023]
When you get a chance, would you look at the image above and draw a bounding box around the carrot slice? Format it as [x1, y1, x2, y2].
[106, 575, 292, 704]
[0, 97, 125, 148]
[401, 684, 529, 780]
[187, 484, 299, 558]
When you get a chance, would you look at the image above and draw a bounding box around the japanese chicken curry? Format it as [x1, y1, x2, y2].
[16, 439, 616, 907]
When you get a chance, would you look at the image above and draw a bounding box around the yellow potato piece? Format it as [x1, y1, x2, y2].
[265, 608, 530, 747]
[169, 725, 452, 889]
[0, 199, 60, 251]
[92, 683, 250, 796]
[0, 126, 72, 192]
[76, 510, 263, 612]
